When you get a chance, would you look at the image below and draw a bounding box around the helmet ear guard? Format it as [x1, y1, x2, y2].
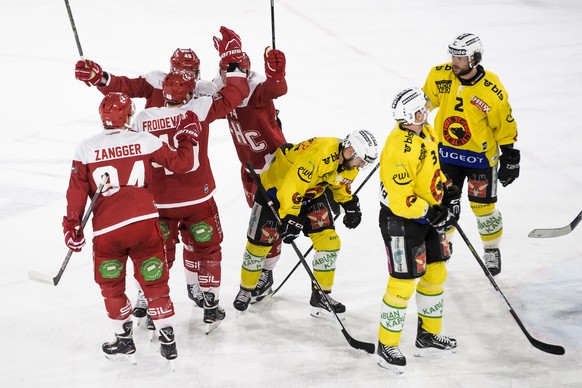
[99, 92, 134, 129]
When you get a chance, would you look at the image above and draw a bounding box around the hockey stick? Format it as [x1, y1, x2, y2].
[452, 219, 565, 355]
[246, 162, 376, 354]
[271, 162, 380, 297]
[270, 0, 276, 49]
[64, 0, 84, 59]
[528, 210, 582, 238]
[28, 173, 109, 286]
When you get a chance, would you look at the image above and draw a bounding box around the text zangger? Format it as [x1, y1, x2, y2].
[95, 144, 143, 161]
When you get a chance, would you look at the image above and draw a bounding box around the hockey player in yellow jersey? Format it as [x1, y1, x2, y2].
[376, 88, 458, 373]
[233, 131, 378, 317]
[423, 33, 520, 276]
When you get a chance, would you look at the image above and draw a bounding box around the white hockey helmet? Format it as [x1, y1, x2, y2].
[342, 130, 378, 168]
[448, 33, 483, 67]
[391, 87, 430, 125]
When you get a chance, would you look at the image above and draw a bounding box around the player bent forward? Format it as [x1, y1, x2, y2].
[234, 130, 378, 318]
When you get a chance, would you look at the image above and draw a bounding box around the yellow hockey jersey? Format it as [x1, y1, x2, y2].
[261, 137, 359, 219]
[423, 63, 517, 168]
[379, 123, 447, 221]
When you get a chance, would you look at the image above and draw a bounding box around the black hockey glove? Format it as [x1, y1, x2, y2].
[279, 215, 303, 244]
[340, 195, 362, 229]
[442, 184, 461, 220]
[498, 146, 520, 187]
[425, 204, 454, 231]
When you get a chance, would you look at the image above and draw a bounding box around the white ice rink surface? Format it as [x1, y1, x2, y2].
[1, 0, 581, 387]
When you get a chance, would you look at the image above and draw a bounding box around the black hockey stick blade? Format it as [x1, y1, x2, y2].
[528, 210, 582, 238]
[509, 310, 565, 355]
[342, 329, 376, 354]
[453, 219, 565, 355]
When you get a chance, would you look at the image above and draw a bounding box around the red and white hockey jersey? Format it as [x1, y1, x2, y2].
[65, 129, 194, 236]
[131, 71, 250, 209]
[214, 71, 287, 173]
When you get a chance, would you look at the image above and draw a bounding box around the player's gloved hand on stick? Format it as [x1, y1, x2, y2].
[213, 26, 243, 64]
[442, 184, 461, 219]
[341, 195, 362, 229]
[279, 215, 303, 244]
[62, 216, 85, 252]
[264, 47, 286, 81]
[75, 59, 103, 87]
[425, 204, 454, 231]
[498, 146, 520, 187]
[176, 110, 201, 145]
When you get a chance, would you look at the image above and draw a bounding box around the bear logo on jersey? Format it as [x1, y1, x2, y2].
[443, 116, 472, 146]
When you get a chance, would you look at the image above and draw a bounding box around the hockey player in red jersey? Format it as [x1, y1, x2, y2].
[75, 47, 217, 316]
[211, 26, 288, 303]
[63, 92, 200, 363]
[132, 36, 250, 332]
[74, 47, 218, 109]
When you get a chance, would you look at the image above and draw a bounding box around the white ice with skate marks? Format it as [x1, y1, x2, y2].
[4, 0, 582, 387]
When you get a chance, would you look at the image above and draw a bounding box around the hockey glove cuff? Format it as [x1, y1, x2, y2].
[498, 146, 520, 187]
[442, 184, 461, 219]
[340, 195, 362, 229]
[75, 59, 103, 87]
[176, 110, 201, 145]
[278, 215, 303, 244]
[425, 204, 453, 231]
[62, 216, 86, 252]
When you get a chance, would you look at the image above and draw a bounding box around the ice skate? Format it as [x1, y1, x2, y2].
[145, 313, 156, 341]
[133, 291, 147, 327]
[309, 288, 346, 320]
[187, 283, 204, 308]
[250, 269, 274, 304]
[233, 287, 252, 313]
[414, 318, 457, 357]
[102, 321, 137, 364]
[483, 248, 501, 276]
[376, 342, 406, 374]
[159, 326, 177, 361]
[203, 292, 226, 334]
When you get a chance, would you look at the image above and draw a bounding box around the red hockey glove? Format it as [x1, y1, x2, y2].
[340, 195, 362, 229]
[264, 47, 286, 81]
[278, 215, 303, 244]
[175, 110, 201, 145]
[75, 59, 103, 87]
[62, 216, 86, 252]
[213, 26, 244, 63]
